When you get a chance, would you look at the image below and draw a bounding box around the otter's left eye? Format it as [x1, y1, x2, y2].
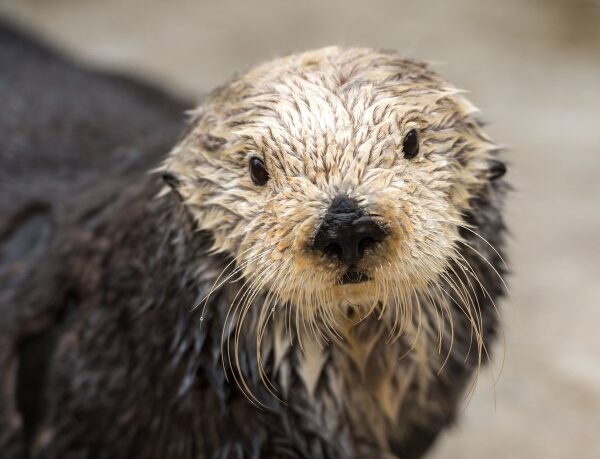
[249, 157, 269, 186]
[402, 129, 419, 159]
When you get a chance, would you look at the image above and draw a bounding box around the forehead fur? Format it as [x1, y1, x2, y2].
[169, 46, 489, 180]
[201, 46, 476, 147]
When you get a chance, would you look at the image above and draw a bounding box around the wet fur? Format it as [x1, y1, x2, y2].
[0, 23, 507, 459]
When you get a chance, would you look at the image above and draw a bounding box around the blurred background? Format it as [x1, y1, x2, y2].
[1, 0, 598, 457]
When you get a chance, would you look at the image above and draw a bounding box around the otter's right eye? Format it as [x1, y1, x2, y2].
[402, 129, 419, 159]
[249, 157, 269, 186]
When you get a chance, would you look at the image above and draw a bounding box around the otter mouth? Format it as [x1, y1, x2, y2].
[339, 270, 370, 285]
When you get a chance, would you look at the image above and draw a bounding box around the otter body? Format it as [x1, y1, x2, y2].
[0, 23, 507, 459]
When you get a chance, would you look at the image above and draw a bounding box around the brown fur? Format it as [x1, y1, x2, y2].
[1, 29, 508, 458]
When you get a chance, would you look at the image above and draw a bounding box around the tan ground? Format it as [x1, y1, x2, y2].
[1, 0, 599, 457]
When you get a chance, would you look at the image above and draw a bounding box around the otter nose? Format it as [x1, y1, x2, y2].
[312, 196, 386, 265]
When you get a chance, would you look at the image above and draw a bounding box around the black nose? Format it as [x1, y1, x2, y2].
[312, 196, 386, 265]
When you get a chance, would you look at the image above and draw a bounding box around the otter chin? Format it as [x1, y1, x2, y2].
[339, 270, 370, 285]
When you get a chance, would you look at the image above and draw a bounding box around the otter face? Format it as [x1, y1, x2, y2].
[163, 47, 499, 334]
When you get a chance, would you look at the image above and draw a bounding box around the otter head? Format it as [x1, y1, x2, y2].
[162, 47, 504, 337]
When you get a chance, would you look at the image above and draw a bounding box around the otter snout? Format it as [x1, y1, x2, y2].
[312, 195, 386, 265]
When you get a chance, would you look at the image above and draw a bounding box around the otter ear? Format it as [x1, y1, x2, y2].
[487, 160, 506, 181]
[161, 171, 184, 201]
[162, 172, 181, 190]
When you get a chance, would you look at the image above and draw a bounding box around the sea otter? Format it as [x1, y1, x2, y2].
[0, 22, 507, 459]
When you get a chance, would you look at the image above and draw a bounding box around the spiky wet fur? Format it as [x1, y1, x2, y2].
[1, 37, 507, 459]
[159, 47, 508, 457]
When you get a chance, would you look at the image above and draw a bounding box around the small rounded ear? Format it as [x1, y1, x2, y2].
[162, 172, 184, 201]
[162, 172, 181, 190]
[488, 160, 506, 181]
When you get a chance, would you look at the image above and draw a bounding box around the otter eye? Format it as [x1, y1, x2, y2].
[402, 129, 419, 159]
[249, 157, 269, 186]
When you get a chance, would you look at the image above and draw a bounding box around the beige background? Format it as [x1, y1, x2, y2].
[1, 0, 599, 457]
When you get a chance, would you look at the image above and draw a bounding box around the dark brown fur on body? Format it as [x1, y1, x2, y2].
[0, 22, 508, 459]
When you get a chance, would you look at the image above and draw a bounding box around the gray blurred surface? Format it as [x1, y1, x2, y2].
[1, 0, 599, 457]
